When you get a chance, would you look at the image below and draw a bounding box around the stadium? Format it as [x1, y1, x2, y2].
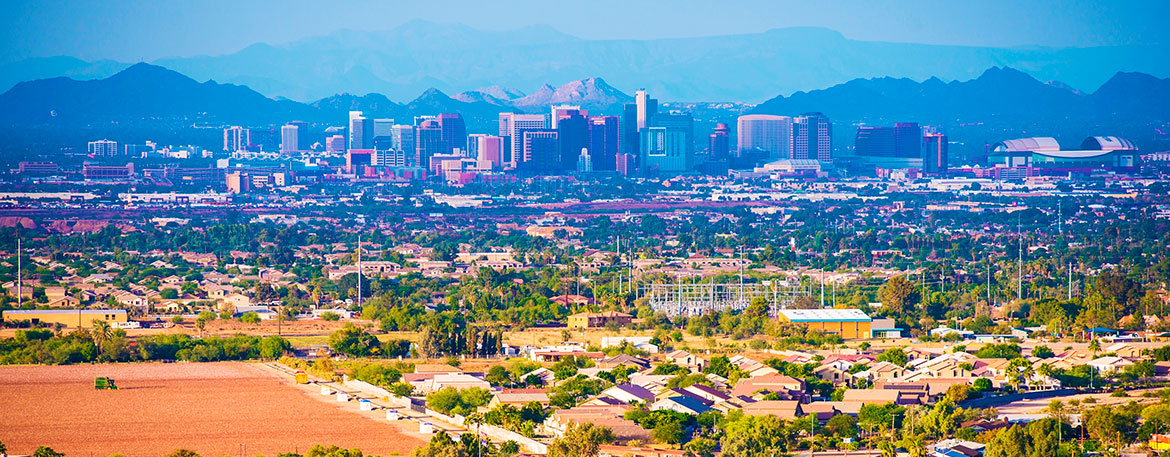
[989, 136, 1140, 175]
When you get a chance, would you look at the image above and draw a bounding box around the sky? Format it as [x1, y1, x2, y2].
[1, 0, 1167, 63]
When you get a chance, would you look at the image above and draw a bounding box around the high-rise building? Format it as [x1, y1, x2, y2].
[576, 148, 593, 173]
[922, 133, 948, 175]
[635, 90, 657, 129]
[736, 115, 791, 158]
[522, 129, 559, 173]
[709, 123, 730, 162]
[550, 105, 583, 129]
[793, 113, 831, 161]
[348, 111, 373, 150]
[621, 103, 639, 158]
[88, 139, 119, 157]
[854, 122, 925, 170]
[415, 120, 444, 169]
[557, 111, 588, 172]
[641, 113, 694, 173]
[469, 135, 503, 169]
[287, 121, 311, 151]
[281, 123, 300, 154]
[325, 135, 347, 154]
[894, 123, 922, 159]
[123, 142, 156, 157]
[854, 126, 896, 157]
[373, 148, 409, 167]
[499, 113, 547, 169]
[346, 149, 373, 174]
[587, 115, 619, 171]
[437, 113, 466, 155]
[373, 119, 395, 138]
[386, 125, 415, 164]
[223, 126, 250, 152]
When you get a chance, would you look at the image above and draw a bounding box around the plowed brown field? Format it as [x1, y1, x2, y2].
[0, 362, 424, 457]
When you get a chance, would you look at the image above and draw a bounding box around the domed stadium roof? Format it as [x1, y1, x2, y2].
[1079, 136, 1136, 151]
[992, 137, 1061, 152]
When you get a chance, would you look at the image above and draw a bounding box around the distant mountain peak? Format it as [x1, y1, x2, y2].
[512, 78, 631, 108]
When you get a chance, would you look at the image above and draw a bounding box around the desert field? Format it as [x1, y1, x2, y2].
[0, 362, 424, 457]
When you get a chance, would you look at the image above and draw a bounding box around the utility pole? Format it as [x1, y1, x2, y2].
[616, 237, 622, 295]
[356, 234, 362, 308]
[986, 259, 991, 310]
[1018, 215, 1023, 301]
[16, 237, 21, 307]
[1058, 197, 1063, 235]
[1068, 262, 1073, 300]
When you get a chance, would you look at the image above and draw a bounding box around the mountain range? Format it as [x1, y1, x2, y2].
[752, 66, 1170, 123]
[4, 20, 1170, 102]
[0, 63, 633, 130]
[2, 63, 1168, 144]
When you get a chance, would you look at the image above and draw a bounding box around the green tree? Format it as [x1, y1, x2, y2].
[33, 447, 67, 457]
[259, 335, 291, 359]
[880, 275, 919, 315]
[329, 323, 384, 357]
[548, 422, 615, 457]
[876, 347, 908, 367]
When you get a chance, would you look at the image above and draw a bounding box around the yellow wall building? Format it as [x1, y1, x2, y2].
[2, 309, 128, 328]
[776, 309, 873, 339]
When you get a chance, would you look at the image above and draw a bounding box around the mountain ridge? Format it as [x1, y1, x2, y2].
[6, 21, 1170, 102]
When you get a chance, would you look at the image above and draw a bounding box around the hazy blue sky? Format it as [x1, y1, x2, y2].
[1, 0, 1166, 62]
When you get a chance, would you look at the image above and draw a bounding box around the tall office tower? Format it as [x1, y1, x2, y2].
[922, 132, 948, 175]
[854, 126, 896, 157]
[557, 111, 588, 171]
[373, 118, 395, 144]
[793, 112, 832, 161]
[281, 124, 300, 153]
[499, 113, 547, 169]
[635, 90, 657, 129]
[437, 113, 466, 155]
[325, 135, 347, 154]
[709, 123, 730, 161]
[894, 123, 921, 159]
[576, 148, 593, 173]
[413, 115, 436, 126]
[415, 120, 444, 169]
[466, 134, 485, 158]
[522, 130, 559, 173]
[736, 114, 792, 158]
[550, 105, 583, 129]
[390, 125, 415, 159]
[472, 135, 503, 169]
[223, 126, 250, 152]
[88, 139, 119, 157]
[348, 111, 373, 150]
[287, 121, 310, 151]
[587, 115, 619, 171]
[641, 113, 694, 173]
[621, 104, 639, 164]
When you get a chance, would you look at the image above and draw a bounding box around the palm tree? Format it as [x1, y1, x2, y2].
[92, 320, 111, 359]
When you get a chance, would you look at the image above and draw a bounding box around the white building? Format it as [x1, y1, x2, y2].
[736, 115, 791, 158]
[88, 139, 119, 157]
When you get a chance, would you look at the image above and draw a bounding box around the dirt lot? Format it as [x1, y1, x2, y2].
[0, 362, 424, 457]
